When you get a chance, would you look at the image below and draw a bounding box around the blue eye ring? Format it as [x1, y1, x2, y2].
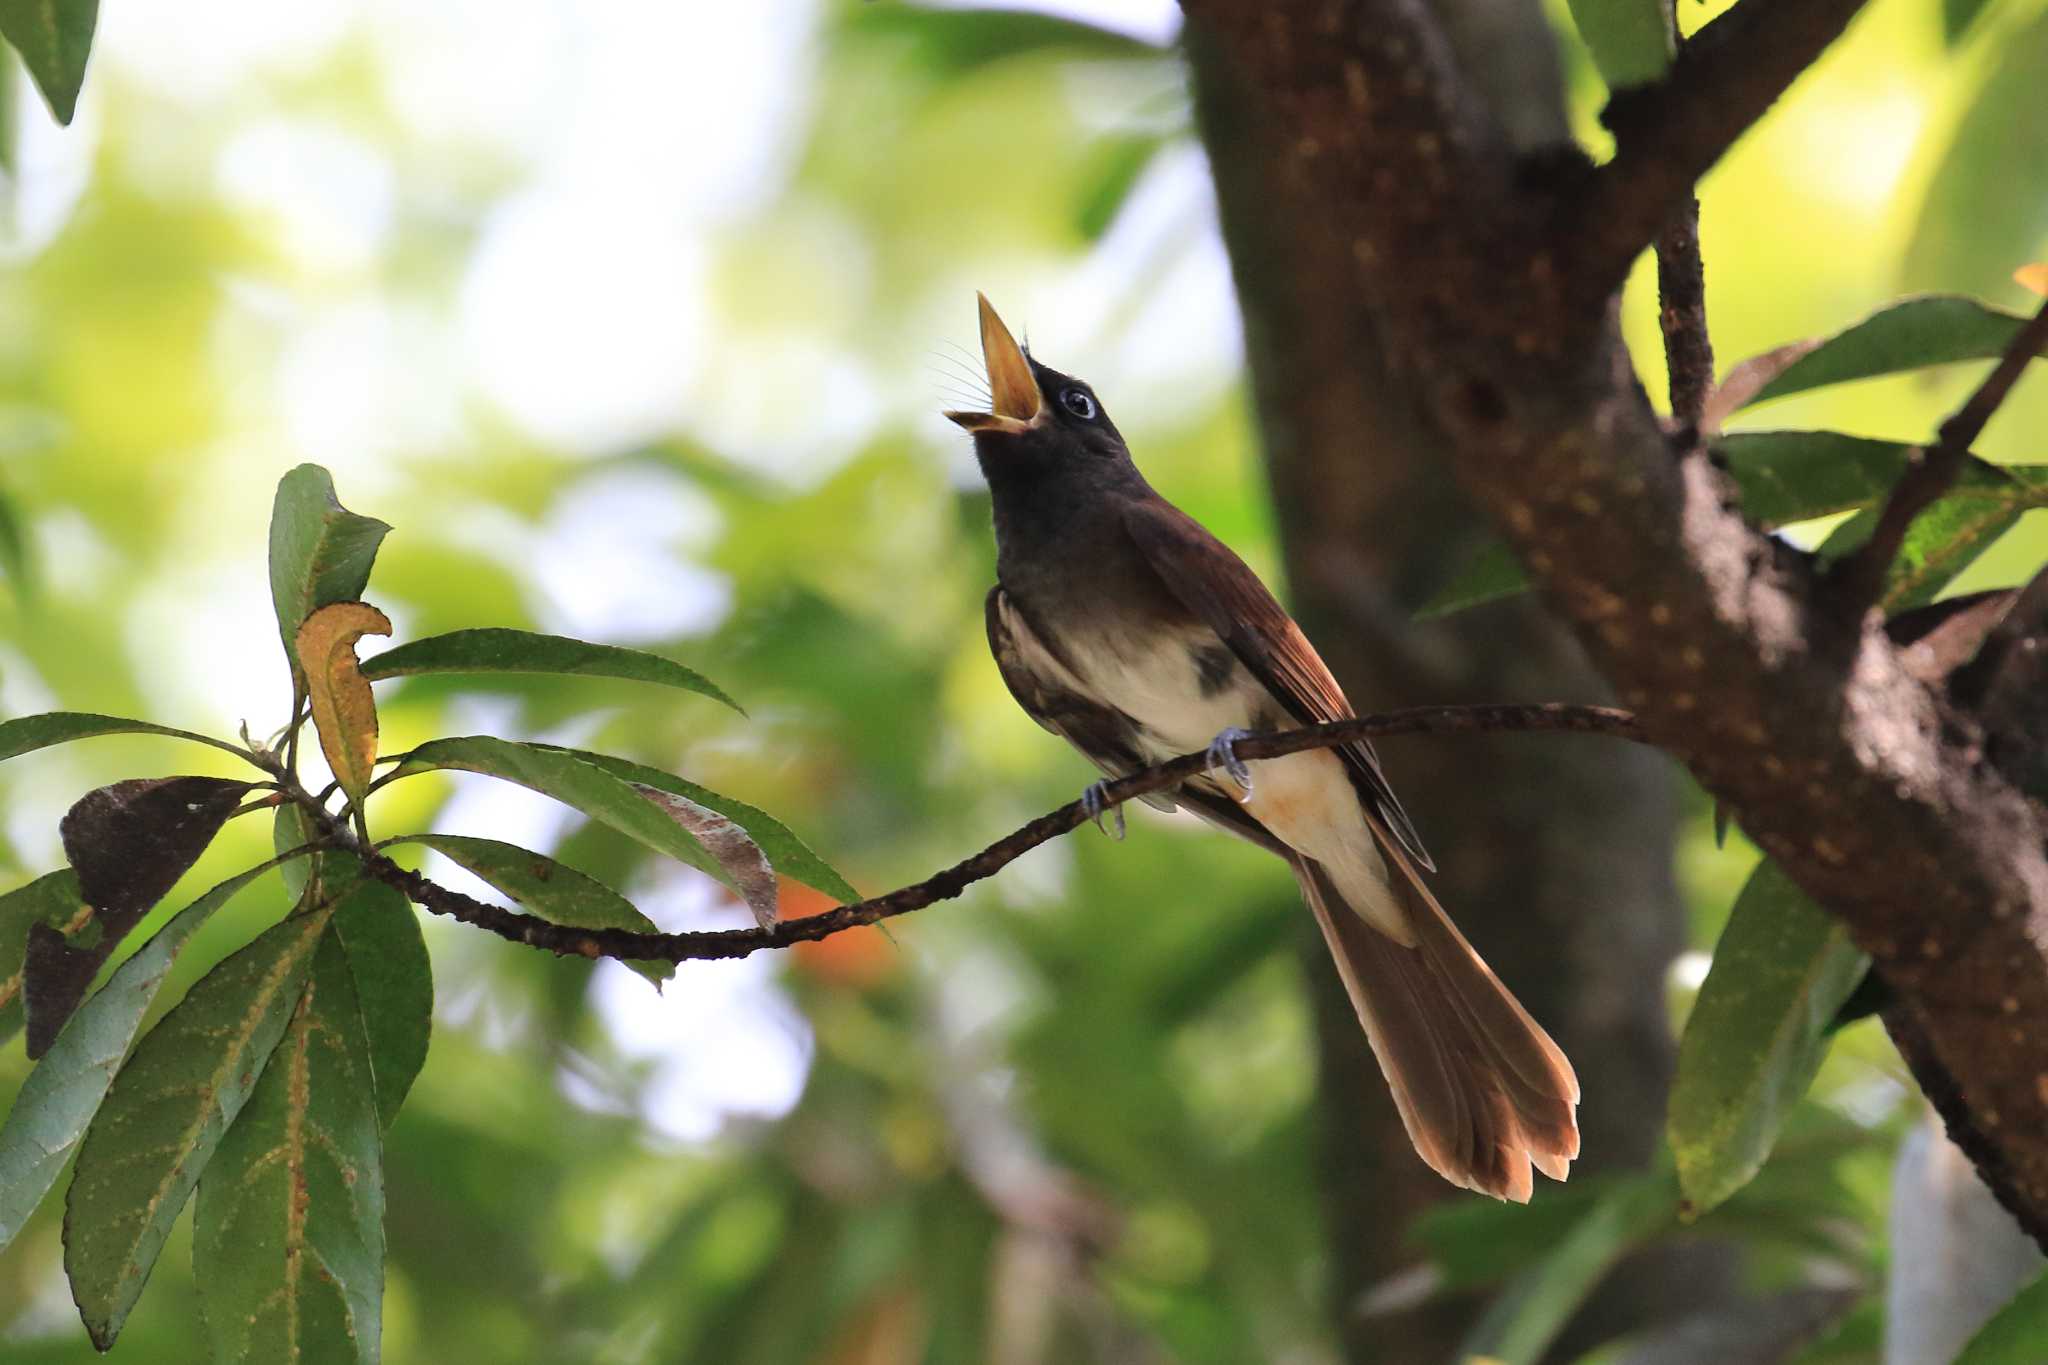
[1060, 387, 1097, 420]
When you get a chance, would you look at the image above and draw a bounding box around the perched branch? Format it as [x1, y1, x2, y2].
[306, 703, 1647, 965]
[1830, 297, 2048, 614]
[1574, 0, 1873, 295]
[1655, 197, 1714, 434]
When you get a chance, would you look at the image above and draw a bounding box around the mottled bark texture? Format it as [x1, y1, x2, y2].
[1183, 4, 1728, 1358]
[1181, 0, 2048, 1335]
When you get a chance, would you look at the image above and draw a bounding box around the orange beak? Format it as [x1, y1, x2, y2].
[945, 293, 1043, 434]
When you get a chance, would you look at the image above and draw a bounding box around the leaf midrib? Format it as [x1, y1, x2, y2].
[117, 911, 327, 1284]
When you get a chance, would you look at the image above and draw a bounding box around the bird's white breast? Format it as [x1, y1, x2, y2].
[1061, 619, 1408, 942]
[1061, 623, 1253, 759]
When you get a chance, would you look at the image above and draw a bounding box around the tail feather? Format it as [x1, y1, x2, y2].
[1294, 855, 1580, 1203]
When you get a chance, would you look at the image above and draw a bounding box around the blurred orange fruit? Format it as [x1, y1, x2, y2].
[781, 877, 896, 988]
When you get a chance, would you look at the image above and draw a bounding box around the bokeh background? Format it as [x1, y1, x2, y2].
[1, 0, 2045, 1360]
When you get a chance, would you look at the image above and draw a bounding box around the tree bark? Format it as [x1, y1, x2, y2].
[1183, 4, 1732, 1358]
[1181, 0, 2048, 1271]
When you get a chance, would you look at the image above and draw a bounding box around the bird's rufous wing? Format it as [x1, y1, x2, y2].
[1120, 498, 1433, 869]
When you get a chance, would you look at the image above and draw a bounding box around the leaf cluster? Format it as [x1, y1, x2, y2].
[0, 465, 851, 1358]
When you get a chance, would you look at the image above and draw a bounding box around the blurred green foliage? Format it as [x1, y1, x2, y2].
[0, 0, 2043, 1361]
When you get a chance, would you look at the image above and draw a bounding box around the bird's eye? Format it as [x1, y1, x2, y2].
[1060, 387, 1097, 420]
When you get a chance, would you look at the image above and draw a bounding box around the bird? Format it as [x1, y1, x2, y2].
[946, 294, 1579, 1201]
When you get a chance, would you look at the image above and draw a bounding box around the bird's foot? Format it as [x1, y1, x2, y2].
[1081, 780, 1126, 841]
[1206, 727, 1255, 795]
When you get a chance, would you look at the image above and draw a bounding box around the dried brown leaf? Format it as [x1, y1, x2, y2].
[294, 602, 392, 809]
[29, 776, 252, 1056]
[1699, 338, 1823, 434]
[632, 783, 779, 928]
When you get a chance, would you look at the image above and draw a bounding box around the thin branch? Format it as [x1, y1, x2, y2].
[282, 689, 307, 778]
[1830, 297, 2048, 615]
[313, 703, 1649, 965]
[142, 724, 272, 769]
[1571, 0, 1872, 296]
[1655, 197, 1714, 435]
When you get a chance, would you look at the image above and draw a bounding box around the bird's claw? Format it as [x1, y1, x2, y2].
[1207, 727, 1255, 794]
[1082, 780, 1126, 841]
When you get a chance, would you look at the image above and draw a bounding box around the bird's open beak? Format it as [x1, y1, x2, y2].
[945, 293, 1043, 434]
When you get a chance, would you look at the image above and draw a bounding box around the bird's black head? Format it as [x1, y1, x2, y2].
[945, 294, 1131, 473]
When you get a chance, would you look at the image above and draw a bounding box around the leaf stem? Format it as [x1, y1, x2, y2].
[282, 689, 308, 780]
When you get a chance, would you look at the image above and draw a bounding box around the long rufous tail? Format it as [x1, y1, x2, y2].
[1293, 853, 1580, 1202]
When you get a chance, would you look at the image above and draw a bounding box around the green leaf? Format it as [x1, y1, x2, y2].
[359, 626, 740, 713]
[1717, 431, 1951, 525]
[1813, 465, 2048, 609]
[1416, 540, 1528, 620]
[383, 833, 670, 984]
[196, 930, 385, 1365]
[28, 776, 253, 1056]
[1942, 0, 1997, 44]
[534, 744, 858, 904]
[1956, 1269, 2048, 1364]
[836, 4, 1158, 75]
[1730, 435, 2047, 608]
[1420, 437, 2048, 619]
[0, 0, 97, 123]
[1418, 431, 1998, 618]
[274, 804, 319, 906]
[392, 737, 727, 888]
[329, 879, 431, 1131]
[0, 858, 297, 1256]
[1669, 860, 1868, 1219]
[1744, 297, 2044, 408]
[0, 484, 33, 601]
[1408, 1175, 1614, 1290]
[1074, 136, 1160, 240]
[1458, 1172, 1676, 1364]
[267, 465, 391, 687]
[1905, 14, 2048, 300]
[0, 711, 242, 764]
[0, 57, 12, 182]
[1863, 502, 2022, 611]
[0, 869, 85, 1049]
[1566, 0, 1673, 88]
[65, 908, 330, 1349]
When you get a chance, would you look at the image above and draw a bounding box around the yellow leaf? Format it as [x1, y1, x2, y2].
[294, 601, 392, 810]
[2016, 263, 2048, 297]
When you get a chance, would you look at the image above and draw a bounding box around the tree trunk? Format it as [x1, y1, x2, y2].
[1183, 3, 1737, 1356]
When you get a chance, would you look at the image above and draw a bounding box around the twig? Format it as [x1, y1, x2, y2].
[1655, 197, 1714, 436]
[282, 689, 307, 778]
[293, 703, 1649, 965]
[1830, 297, 2048, 615]
[1572, 0, 1872, 297]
